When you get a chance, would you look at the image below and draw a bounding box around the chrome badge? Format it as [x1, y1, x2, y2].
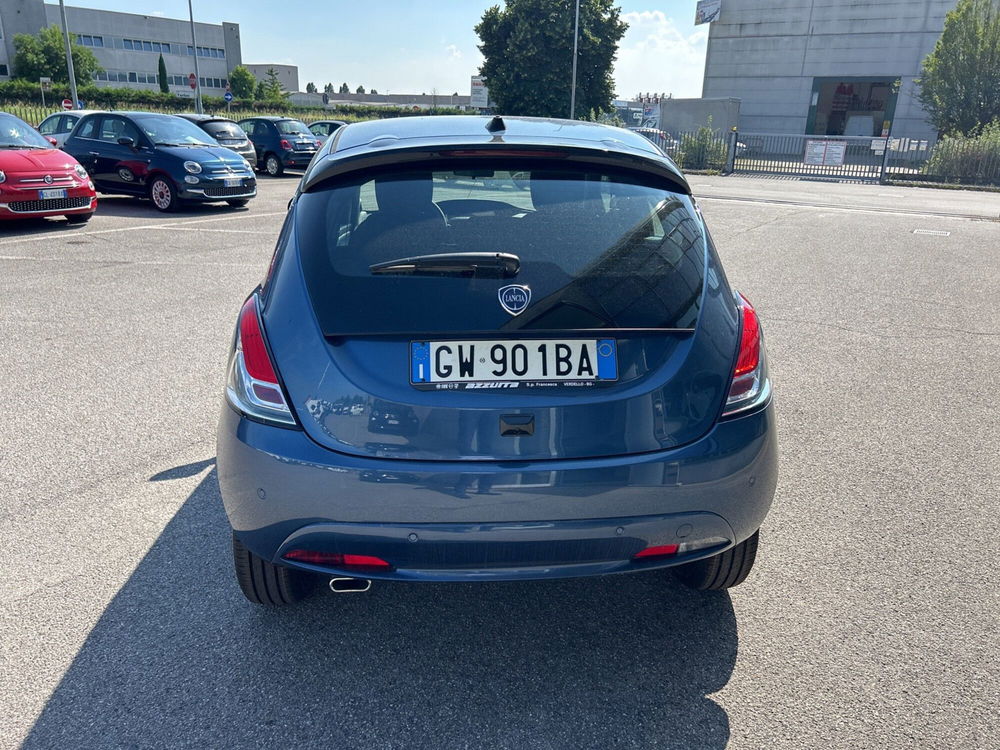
[44, 175, 53, 184]
[498, 285, 531, 316]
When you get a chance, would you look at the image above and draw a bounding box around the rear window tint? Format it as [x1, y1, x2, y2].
[296, 163, 705, 336]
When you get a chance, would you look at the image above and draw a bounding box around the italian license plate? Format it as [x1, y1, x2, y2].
[224, 178, 242, 188]
[39, 188, 67, 200]
[410, 339, 618, 390]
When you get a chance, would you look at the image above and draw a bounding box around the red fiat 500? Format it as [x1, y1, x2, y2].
[0, 111, 97, 223]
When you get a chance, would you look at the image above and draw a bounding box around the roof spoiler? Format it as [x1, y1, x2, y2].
[299, 142, 691, 196]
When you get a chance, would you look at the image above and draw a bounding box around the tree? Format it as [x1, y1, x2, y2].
[475, 0, 627, 118]
[157, 54, 169, 93]
[356, 84, 366, 94]
[917, 0, 1000, 135]
[229, 65, 256, 98]
[370, 89, 379, 95]
[306, 81, 317, 93]
[324, 82, 335, 94]
[262, 67, 285, 100]
[254, 80, 266, 100]
[12, 25, 102, 85]
[339, 82, 350, 94]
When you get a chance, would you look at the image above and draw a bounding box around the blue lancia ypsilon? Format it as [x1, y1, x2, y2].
[217, 115, 777, 605]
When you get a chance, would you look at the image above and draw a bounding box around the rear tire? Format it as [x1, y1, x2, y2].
[672, 530, 759, 590]
[227, 199, 250, 207]
[264, 153, 283, 177]
[232, 533, 315, 605]
[65, 213, 92, 224]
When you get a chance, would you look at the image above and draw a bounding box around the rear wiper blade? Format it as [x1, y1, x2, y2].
[370, 252, 520, 278]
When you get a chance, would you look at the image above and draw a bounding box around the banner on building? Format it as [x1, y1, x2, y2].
[695, 0, 722, 25]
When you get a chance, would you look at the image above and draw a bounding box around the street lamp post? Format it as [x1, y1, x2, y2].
[569, 0, 581, 119]
[58, 0, 79, 108]
[188, 0, 204, 114]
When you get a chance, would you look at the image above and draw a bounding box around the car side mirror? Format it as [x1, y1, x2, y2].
[117, 136, 136, 149]
[44, 135, 58, 147]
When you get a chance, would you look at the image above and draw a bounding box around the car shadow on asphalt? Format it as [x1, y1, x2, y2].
[22, 468, 738, 749]
[90, 195, 252, 219]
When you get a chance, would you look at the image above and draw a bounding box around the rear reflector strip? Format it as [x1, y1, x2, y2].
[633, 544, 679, 559]
[283, 550, 393, 570]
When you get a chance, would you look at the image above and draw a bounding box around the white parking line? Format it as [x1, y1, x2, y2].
[0, 210, 286, 247]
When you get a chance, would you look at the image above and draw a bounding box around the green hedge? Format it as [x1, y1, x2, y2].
[0, 79, 464, 123]
[923, 120, 1000, 185]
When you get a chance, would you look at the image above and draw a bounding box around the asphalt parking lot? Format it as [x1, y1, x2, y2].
[2, 173, 998, 749]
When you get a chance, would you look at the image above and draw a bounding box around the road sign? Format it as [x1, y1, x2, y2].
[39, 77, 52, 91]
[189, 73, 197, 90]
[77, 101, 85, 109]
[224, 91, 233, 102]
[62, 99, 74, 110]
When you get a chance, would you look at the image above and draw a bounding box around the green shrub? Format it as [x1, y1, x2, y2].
[923, 120, 1000, 184]
[675, 124, 728, 171]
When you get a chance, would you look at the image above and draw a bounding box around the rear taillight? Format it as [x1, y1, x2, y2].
[722, 292, 770, 417]
[280, 138, 292, 150]
[225, 294, 297, 426]
[315, 139, 322, 148]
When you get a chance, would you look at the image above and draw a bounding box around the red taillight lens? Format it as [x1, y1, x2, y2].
[283, 550, 392, 570]
[280, 138, 292, 150]
[226, 295, 296, 425]
[238, 297, 278, 384]
[734, 293, 761, 376]
[634, 544, 680, 559]
[315, 139, 322, 148]
[723, 292, 769, 416]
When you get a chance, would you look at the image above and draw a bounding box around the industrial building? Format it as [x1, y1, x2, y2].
[0, 0, 241, 96]
[701, 0, 958, 139]
[244, 63, 299, 93]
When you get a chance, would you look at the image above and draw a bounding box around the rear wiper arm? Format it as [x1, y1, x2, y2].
[369, 252, 520, 278]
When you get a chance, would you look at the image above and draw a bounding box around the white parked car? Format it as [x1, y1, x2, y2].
[36, 110, 102, 147]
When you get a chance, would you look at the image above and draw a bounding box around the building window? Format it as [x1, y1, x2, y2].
[0, 64, 8, 77]
[124, 39, 133, 50]
[128, 72, 137, 83]
[161, 42, 170, 54]
[142, 40, 152, 52]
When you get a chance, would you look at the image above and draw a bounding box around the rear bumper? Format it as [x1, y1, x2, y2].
[281, 150, 317, 167]
[217, 400, 778, 581]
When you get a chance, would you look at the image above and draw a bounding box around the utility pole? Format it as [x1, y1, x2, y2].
[58, 0, 79, 109]
[569, 0, 581, 119]
[188, 0, 204, 114]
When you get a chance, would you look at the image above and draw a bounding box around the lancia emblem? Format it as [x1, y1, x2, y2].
[498, 285, 531, 316]
[44, 175, 53, 184]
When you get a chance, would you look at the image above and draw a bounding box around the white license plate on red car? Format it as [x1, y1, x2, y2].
[224, 178, 242, 188]
[410, 339, 618, 389]
[39, 189, 67, 200]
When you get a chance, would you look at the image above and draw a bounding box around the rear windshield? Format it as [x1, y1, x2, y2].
[201, 120, 246, 139]
[275, 119, 311, 135]
[296, 163, 705, 336]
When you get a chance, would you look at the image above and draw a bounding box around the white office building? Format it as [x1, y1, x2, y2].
[0, 0, 242, 96]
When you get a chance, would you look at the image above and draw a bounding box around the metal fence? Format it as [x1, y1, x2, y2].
[731, 133, 890, 180]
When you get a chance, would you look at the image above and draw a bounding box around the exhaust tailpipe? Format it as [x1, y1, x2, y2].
[329, 577, 372, 594]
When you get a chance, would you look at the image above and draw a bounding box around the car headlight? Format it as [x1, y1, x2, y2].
[0, 170, 6, 184]
[183, 161, 203, 174]
[242, 157, 252, 169]
[73, 164, 88, 180]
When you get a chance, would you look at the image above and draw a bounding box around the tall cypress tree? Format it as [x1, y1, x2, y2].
[157, 53, 169, 94]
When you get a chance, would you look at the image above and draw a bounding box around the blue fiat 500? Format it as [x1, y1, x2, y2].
[63, 112, 256, 211]
[217, 116, 777, 605]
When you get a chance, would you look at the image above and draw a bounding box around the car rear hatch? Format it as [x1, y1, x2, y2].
[264, 153, 739, 461]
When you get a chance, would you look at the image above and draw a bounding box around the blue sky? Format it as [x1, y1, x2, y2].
[57, 1, 709, 98]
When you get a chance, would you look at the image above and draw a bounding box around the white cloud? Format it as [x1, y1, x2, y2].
[614, 10, 708, 100]
[445, 44, 462, 59]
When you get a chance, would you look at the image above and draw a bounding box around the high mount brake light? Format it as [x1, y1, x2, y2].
[722, 292, 770, 417]
[225, 295, 297, 426]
